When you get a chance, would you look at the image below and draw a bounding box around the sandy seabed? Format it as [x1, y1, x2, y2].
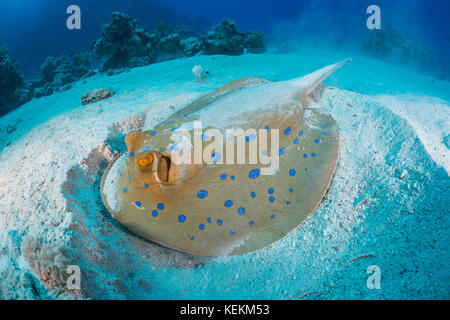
[0, 52, 449, 299]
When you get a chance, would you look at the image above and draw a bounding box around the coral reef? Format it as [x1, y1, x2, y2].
[363, 24, 430, 69]
[31, 53, 92, 98]
[0, 43, 28, 116]
[93, 12, 154, 70]
[201, 19, 246, 55]
[81, 89, 115, 105]
[21, 236, 78, 295]
[244, 31, 266, 54]
[0, 13, 266, 116]
[93, 13, 266, 71]
[200, 19, 266, 56]
[148, 23, 185, 62]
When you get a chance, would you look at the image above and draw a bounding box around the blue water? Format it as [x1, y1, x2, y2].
[0, 0, 449, 78]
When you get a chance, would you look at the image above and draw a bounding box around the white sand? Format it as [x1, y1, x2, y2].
[0, 53, 448, 299]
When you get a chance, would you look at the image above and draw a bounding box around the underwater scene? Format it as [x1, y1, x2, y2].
[0, 0, 449, 300]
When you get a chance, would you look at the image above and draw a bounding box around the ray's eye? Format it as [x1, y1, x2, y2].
[137, 154, 153, 168]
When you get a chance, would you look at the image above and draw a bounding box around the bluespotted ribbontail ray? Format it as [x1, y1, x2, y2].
[100, 59, 349, 256]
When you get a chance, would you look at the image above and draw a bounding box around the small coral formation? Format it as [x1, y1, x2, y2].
[149, 23, 185, 62]
[363, 24, 430, 68]
[81, 89, 115, 105]
[199, 19, 266, 56]
[192, 64, 204, 81]
[30, 53, 92, 98]
[0, 43, 28, 116]
[93, 13, 188, 70]
[201, 19, 246, 55]
[21, 236, 77, 294]
[244, 31, 266, 54]
[93, 13, 266, 71]
[93, 12, 154, 70]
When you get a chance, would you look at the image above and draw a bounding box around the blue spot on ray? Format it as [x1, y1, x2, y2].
[284, 127, 291, 135]
[129, 152, 134, 158]
[303, 153, 308, 158]
[123, 188, 128, 193]
[293, 138, 299, 144]
[157, 203, 164, 210]
[224, 200, 233, 208]
[220, 174, 227, 180]
[270, 214, 276, 219]
[278, 147, 285, 156]
[268, 188, 274, 194]
[201, 133, 208, 140]
[135, 201, 142, 208]
[251, 191, 256, 198]
[298, 130, 304, 136]
[315, 139, 320, 143]
[152, 210, 158, 217]
[178, 214, 186, 223]
[217, 219, 223, 226]
[150, 131, 156, 136]
[249, 221, 255, 226]
[311, 153, 316, 157]
[237, 207, 245, 215]
[206, 217, 212, 223]
[197, 190, 208, 199]
[289, 169, 296, 176]
[249, 168, 260, 179]
[269, 196, 275, 203]
[231, 175, 235, 180]
[199, 224, 205, 230]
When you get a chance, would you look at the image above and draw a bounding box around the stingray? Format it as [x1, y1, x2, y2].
[100, 59, 348, 256]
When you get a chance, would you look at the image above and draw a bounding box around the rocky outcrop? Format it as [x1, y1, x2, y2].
[0, 43, 29, 116]
[81, 89, 115, 105]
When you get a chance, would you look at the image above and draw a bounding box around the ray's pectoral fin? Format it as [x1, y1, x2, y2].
[125, 131, 146, 155]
